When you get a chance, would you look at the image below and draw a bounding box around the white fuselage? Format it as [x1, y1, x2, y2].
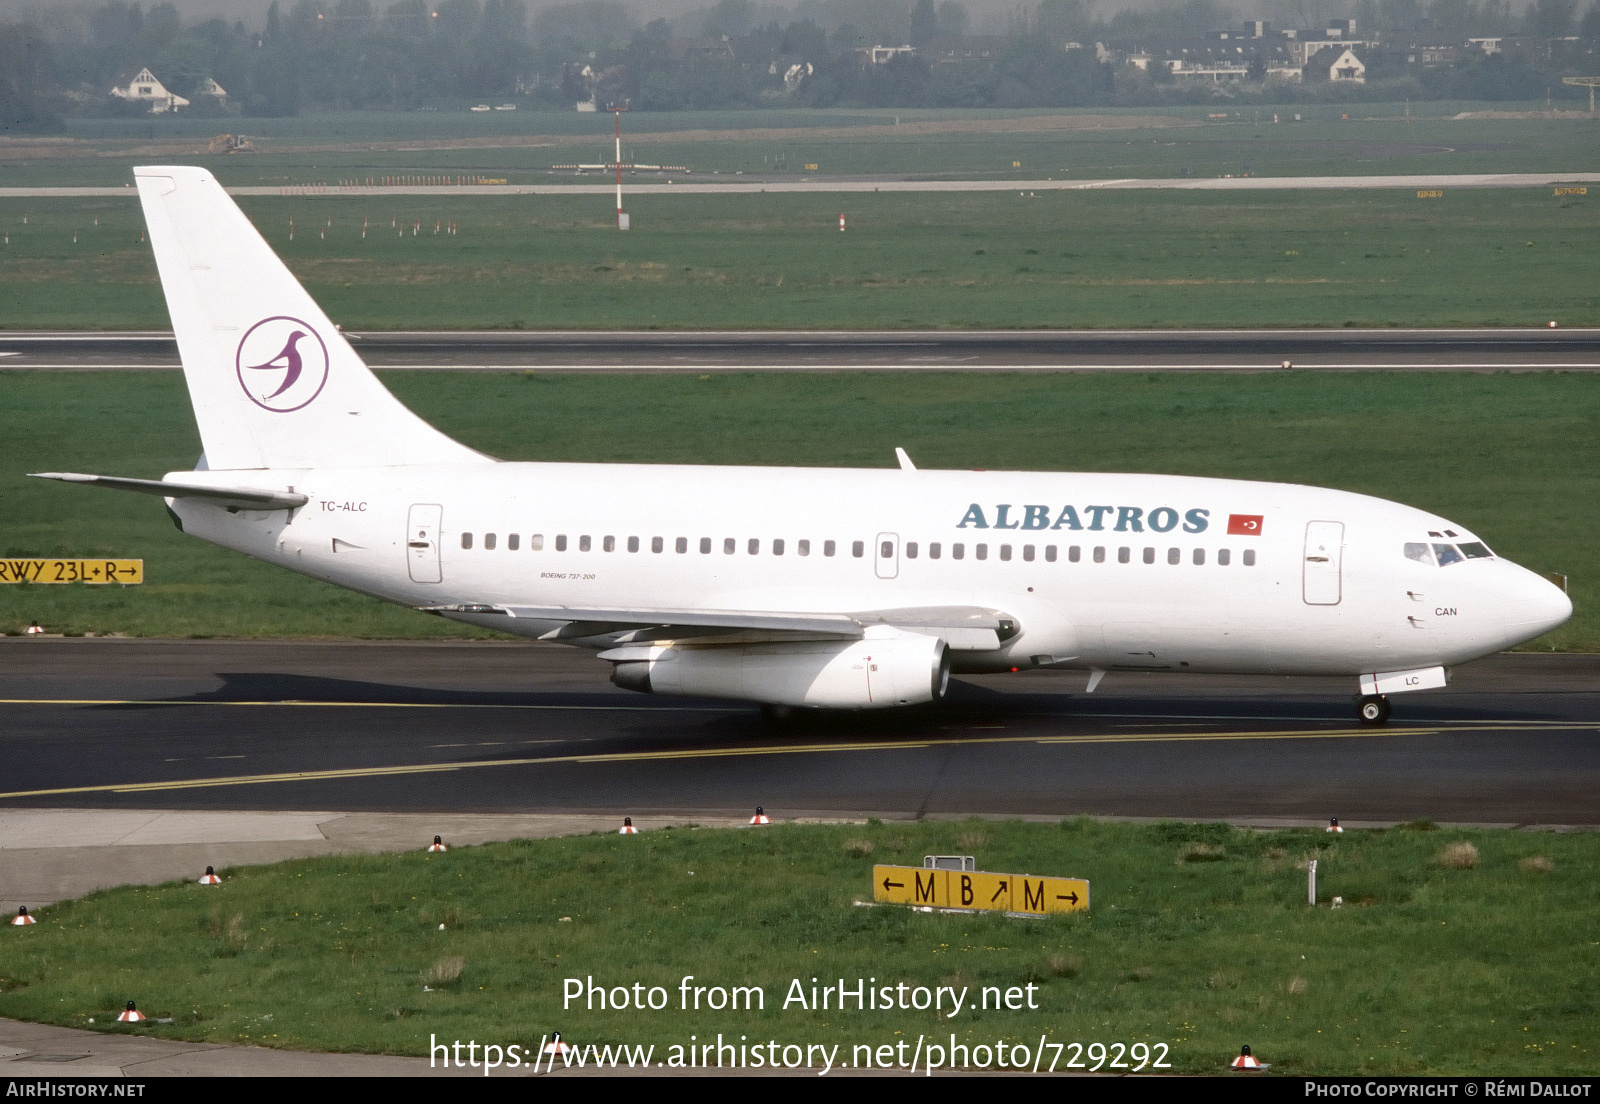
[169, 462, 1569, 680]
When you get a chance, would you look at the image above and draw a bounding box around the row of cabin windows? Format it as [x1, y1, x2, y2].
[457, 531, 1256, 567]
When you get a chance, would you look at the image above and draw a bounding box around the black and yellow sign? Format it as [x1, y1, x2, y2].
[0, 559, 143, 584]
[1553, 186, 1587, 197]
[1416, 189, 1444, 199]
[873, 865, 1088, 915]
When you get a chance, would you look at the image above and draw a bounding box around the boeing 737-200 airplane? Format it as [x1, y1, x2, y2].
[35, 167, 1571, 725]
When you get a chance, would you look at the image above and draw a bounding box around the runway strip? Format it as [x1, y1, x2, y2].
[7, 171, 1600, 199]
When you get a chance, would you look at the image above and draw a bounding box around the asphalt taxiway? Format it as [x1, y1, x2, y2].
[3, 640, 1595, 828]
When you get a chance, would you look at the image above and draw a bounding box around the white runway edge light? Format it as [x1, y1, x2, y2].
[428, 835, 448, 852]
[12, 907, 36, 926]
[117, 1001, 146, 1023]
[198, 865, 221, 884]
[749, 807, 770, 825]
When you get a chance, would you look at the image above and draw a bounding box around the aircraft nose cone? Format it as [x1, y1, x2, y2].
[1503, 567, 1572, 641]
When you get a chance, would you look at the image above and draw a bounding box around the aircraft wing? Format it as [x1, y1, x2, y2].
[29, 473, 309, 511]
[426, 603, 1017, 651]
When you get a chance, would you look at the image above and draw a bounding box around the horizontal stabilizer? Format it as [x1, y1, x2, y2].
[29, 472, 309, 511]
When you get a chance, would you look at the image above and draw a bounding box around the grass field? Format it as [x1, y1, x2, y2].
[2, 369, 1592, 649]
[5, 103, 1596, 188]
[4, 187, 1599, 330]
[1, 818, 1593, 1074]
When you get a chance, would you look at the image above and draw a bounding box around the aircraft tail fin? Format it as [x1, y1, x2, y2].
[134, 166, 488, 471]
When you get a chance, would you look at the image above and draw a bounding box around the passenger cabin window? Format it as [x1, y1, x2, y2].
[852, 541, 865, 558]
[531, 534, 544, 551]
[1243, 549, 1256, 567]
[773, 539, 784, 556]
[676, 537, 687, 554]
[484, 533, 496, 550]
[798, 540, 810, 556]
[824, 540, 836, 557]
[461, 532, 473, 549]
[929, 543, 941, 559]
[724, 538, 736, 555]
[507, 534, 519, 551]
[579, 535, 591, 552]
[699, 538, 711, 554]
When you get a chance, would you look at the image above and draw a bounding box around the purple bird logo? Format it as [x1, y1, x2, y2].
[235, 316, 329, 412]
[246, 329, 308, 399]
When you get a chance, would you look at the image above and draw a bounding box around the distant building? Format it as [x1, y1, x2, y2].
[1304, 46, 1367, 83]
[109, 67, 189, 113]
[922, 36, 1007, 64]
[859, 45, 918, 66]
[194, 77, 228, 105]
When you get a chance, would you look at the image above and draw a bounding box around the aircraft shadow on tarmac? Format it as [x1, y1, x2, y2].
[73, 669, 1555, 743]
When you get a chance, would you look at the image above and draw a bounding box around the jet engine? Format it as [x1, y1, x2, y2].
[607, 627, 950, 709]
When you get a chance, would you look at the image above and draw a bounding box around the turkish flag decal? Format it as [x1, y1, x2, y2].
[1227, 514, 1264, 536]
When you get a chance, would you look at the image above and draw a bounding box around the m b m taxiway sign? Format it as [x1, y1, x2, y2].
[873, 865, 1088, 916]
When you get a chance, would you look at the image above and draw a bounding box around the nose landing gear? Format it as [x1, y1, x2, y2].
[1357, 694, 1390, 726]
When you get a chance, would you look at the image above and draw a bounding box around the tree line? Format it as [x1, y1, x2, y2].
[3, 0, 1598, 132]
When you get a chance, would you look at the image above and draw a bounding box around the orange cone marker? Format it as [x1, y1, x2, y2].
[117, 1001, 146, 1023]
[1230, 1044, 1267, 1070]
[1327, 818, 1343, 834]
[12, 906, 36, 926]
[619, 817, 637, 835]
[749, 807, 770, 825]
[198, 866, 222, 884]
[428, 835, 448, 852]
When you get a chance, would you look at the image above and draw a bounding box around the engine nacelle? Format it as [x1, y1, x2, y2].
[608, 628, 951, 709]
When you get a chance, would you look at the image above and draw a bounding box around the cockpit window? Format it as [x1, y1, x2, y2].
[1409, 539, 1494, 567]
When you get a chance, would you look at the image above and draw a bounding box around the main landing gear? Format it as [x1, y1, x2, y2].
[1357, 694, 1391, 727]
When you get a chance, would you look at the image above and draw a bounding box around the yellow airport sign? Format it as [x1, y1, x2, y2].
[873, 865, 1088, 915]
[0, 559, 143, 584]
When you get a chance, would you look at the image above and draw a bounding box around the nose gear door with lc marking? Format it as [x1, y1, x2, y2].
[1303, 520, 1344, 605]
[407, 503, 442, 583]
